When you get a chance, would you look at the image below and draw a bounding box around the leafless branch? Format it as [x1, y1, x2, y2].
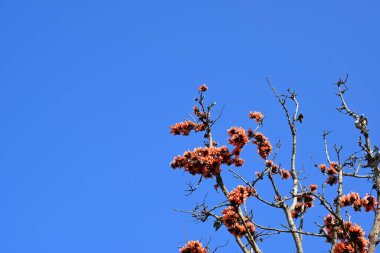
[253, 222, 325, 237]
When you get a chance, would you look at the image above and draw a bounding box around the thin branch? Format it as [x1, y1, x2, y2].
[253, 222, 325, 237]
[185, 176, 203, 196]
[322, 131, 332, 164]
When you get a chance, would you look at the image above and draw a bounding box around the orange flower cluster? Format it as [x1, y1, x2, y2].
[198, 84, 208, 92]
[340, 192, 376, 212]
[249, 111, 264, 124]
[228, 185, 256, 205]
[227, 127, 249, 167]
[192, 105, 209, 121]
[170, 120, 205, 135]
[309, 184, 318, 191]
[171, 146, 243, 178]
[251, 132, 272, 159]
[339, 192, 362, 211]
[324, 214, 368, 253]
[291, 193, 315, 218]
[362, 194, 376, 212]
[255, 171, 263, 180]
[319, 162, 340, 185]
[280, 169, 291, 179]
[227, 127, 249, 148]
[222, 206, 255, 238]
[179, 240, 207, 253]
[333, 242, 355, 253]
[266, 160, 280, 175]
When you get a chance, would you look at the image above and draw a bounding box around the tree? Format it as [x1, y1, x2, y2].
[169, 78, 380, 253]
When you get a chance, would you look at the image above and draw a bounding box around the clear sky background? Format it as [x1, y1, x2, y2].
[0, 1, 379, 252]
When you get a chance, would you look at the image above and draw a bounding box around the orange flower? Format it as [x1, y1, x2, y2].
[228, 185, 255, 205]
[319, 164, 327, 174]
[309, 184, 318, 192]
[198, 84, 208, 92]
[324, 214, 368, 253]
[227, 127, 249, 148]
[292, 193, 315, 219]
[280, 169, 291, 179]
[266, 160, 279, 174]
[170, 120, 204, 135]
[252, 132, 272, 159]
[362, 194, 376, 212]
[195, 123, 205, 132]
[330, 161, 340, 170]
[333, 242, 355, 253]
[339, 192, 362, 211]
[170, 146, 233, 178]
[265, 160, 273, 167]
[232, 157, 244, 167]
[326, 175, 338, 185]
[249, 111, 264, 124]
[193, 105, 201, 116]
[180, 240, 207, 253]
[291, 210, 299, 219]
[222, 206, 255, 238]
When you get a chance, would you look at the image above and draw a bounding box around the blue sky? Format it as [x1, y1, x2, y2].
[0, 1, 379, 252]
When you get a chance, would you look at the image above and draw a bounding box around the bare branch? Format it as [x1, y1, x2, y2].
[185, 176, 203, 196]
[253, 222, 325, 237]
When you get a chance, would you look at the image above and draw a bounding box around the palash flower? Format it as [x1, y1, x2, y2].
[330, 161, 340, 171]
[326, 175, 338, 186]
[195, 123, 205, 132]
[333, 242, 355, 253]
[324, 214, 368, 253]
[249, 111, 264, 124]
[327, 166, 339, 175]
[265, 160, 274, 167]
[247, 128, 255, 139]
[170, 146, 233, 178]
[198, 84, 208, 92]
[362, 194, 376, 212]
[170, 125, 248, 178]
[228, 185, 256, 205]
[339, 192, 362, 211]
[339, 196, 351, 207]
[270, 164, 280, 174]
[266, 160, 279, 174]
[292, 193, 315, 219]
[291, 203, 304, 219]
[193, 105, 207, 119]
[349, 223, 365, 238]
[180, 240, 208, 253]
[222, 206, 255, 238]
[232, 147, 241, 156]
[309, 184, 318, 191]
[227, 127, 249, 148]
[339, 192, 376, 212]
[324, 214, 336, 233]
[303, 194, 314, 207]
[193, 105, 201, 116]
[232, 157, 245, 167]
[319, 164, 327, 174]
[255, 171, 263, 179]
[350, 193, 361, 210]
[251, 132, 272, 159]
[280, 169, 291, 179]
[170, 120, 204, 136]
